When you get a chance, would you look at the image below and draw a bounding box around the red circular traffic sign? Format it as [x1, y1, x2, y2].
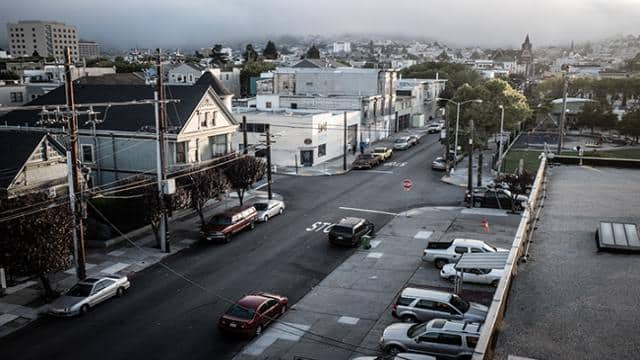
[402, 179, 412, 191]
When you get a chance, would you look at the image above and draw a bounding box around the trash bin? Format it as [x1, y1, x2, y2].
[361, 235, 373, 250]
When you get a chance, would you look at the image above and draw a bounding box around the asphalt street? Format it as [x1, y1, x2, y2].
[0, 132, 463, 360]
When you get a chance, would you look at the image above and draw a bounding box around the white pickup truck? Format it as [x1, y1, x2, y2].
[422, 238, 508, 269]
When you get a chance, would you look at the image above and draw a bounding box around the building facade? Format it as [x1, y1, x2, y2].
[6, 20, 79, 62]
[78, 40, 100, 60]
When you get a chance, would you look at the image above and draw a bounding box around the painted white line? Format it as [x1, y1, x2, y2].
[582, 165, 603, 173]
[107, 250, 126, 257]
[461, 208, 509, 217]
[360, 170, 394, 174]
[0, 314, 18, 327]
[367, 252, 384, 259]
[100, 262, 130, 275]
[414, 231, 433, 240]
[370, 240, 381, 248]
[242, 322, 310, 356]
[337, 316, 360, 325]
[339, 206, 398, 216]
[65, 263, 96, 275]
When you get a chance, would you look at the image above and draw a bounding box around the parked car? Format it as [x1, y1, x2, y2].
[379, 319, 481, 359]
[48, 275, 130, 316]
[465, 188, 526, 211]
[392, 287, 488, 323]
[427, 123, 443, 134]
[328, 217, 375, 246]
[422, 238, 508, 269]
[431, 157, 447, 171]
[447, 150, 464, 164]
[253, 199, 285, 222]
[372, 146, 393, 161]
[352, 353, 436, 360]
[408, 134, 421, 145]
[393, 137, 411, 150]
[352, 153, 380, 169]
[204, 205, 257, 243]
[440, 263, 505, 286]
[218, 292, 288, 336]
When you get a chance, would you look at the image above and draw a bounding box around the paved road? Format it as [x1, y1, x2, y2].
[0, 133, 462, 360]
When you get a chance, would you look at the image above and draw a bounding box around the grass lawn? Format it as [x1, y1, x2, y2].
[561, 147, 640, 159]
[501, 150, 543, 174]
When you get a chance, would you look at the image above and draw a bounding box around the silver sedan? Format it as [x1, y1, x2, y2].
[48, 275, 130, 316]
[253, 199, 285, 222]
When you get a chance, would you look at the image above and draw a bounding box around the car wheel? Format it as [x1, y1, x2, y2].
[448, 276, 457, 283]
[223, 235, 231, 243]
[491, 279, 500, 287]
[435, 259, 448, 269]
[80, 304, 90, 315]
[264, 215, 269, 222]
[250, 222, 255, 230]
[279, 207, 284, 215]
[255, 325, 263, 336]
[385, 345, 403, 355]
[401, 314, 417, 323]
[116, 287, 126, 297]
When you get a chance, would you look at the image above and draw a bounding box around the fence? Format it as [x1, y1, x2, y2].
[472, 153, 548, 359]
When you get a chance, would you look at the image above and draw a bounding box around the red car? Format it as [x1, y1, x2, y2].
[218, 292, 288, 336]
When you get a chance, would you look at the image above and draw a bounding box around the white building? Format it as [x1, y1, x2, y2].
[7, 20, 79, 62]
[333, 41, 352, 54]
[167, 63, 207, 85]
[233, 109, 360, 168]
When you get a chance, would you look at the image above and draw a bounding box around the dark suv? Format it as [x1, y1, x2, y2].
[205, 205, 257, 243]
[352, 153, 380, 169]
[328, 217, 375, 246]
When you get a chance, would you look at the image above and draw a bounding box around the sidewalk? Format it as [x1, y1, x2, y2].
[274, 127, 431, 176]
[233, 205, 521, 360]
[0, 187, 279, 339]
[441, 141, 498, 188]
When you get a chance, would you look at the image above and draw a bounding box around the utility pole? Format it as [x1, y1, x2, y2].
[444, 107, 451, 173]
[64, 47, 87, 280]
[467, 119, 474, 208]
[343, 111, 347, 171]
[242, 116, 248, 155]
[156, 48, 170, 253]
[454, 102, 461, 170]
[266, 126, 273, 200]
[558, 72, 569, 154]
[498, 105, 505, 177]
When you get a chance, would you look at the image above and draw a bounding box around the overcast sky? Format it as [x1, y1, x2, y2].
[1, 0, 639, 50]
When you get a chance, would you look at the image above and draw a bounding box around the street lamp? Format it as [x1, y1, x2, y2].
[436, 97, 483, 173]
[497, 105, 505, 177]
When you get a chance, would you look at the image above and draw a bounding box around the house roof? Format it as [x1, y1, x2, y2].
[293, 58, 344, 69]
[195, 71, 233, 96]
[0, 84, 218, 133]
[0, 130, 59, 190]
[75, 72, 147, 85]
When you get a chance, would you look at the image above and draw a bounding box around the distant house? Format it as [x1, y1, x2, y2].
[0, 75, 238, 186]
[0, 130, 68, 199]
[167, 63, 207, 85]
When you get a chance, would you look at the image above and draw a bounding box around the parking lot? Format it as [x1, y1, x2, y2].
[494, 165, 640, 360]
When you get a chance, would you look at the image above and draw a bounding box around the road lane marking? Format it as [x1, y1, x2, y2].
[360, 170, 394, 174]
[581, 165, 603, 173]
[414, 231, 433, 240]
[337, 316, 360, 325]
[338, 206, 398, 216]
[367, 252, 384, 258]
[305, 221, 336, 233]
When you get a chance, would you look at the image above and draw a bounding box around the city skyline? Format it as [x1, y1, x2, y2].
[1, 0, 639, 50]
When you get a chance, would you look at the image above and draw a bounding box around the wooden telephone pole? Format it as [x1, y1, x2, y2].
[64, 47, 87, 280]
[156, 49, 170, 253]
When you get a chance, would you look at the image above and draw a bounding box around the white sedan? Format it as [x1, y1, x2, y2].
[48, 275, 130, 316]
[440, 263, 505, 286]
[253, 199, 285, 222]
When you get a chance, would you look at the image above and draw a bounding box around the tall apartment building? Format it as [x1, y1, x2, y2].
[6, 20, 79, 62]
[78, 40, 100, 60]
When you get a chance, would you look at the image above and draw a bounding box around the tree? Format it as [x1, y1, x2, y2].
[0, 193, 73, 299]
[618, 108, 640, 143]
[183, 168, 228, 228]
[263, 41, 279, 60]
[305, 45, 320, 59]
[240, 60, 276, 96]
[210, 44, 229, 66]
[436, 50, 450, 62]
[576, 101, 609, 134]
[243, 44, 258, 63]
[0, 71, 20, 80]
[495, 170, 534, 213]
[223, 156, 266, 206]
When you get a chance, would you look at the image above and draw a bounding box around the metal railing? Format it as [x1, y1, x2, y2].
[472, 153, 548, 359]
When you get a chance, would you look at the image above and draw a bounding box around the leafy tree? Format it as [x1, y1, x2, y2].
[400, 62, 483, 93]
[305, 45, 320, 59]
[240, 60, 276, 96]
[210, 44, 229, 66]
[263, 41, 279, 60]
[0, 71, 20, 80]
[618, 108, 640, 143]
[243, 44, 258, 63]
[576, 101, 616, 134]
[495, 170, 534, 213]
[223, 156, 266, 206]
[436, 50, 450, 62]
[0, 193, 73, 299]
[182, 168, 228, 228]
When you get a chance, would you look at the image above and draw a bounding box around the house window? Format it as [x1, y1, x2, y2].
[210, 111, 217, 126]
[210, 134, 228, 156]
[201, 112, 208, 127]
[81, 144, 94, 163]
[291, 103, 298, 109]
[265, 101, 272, 109]
[225, 74, 229, 80]
[318, 144, 326, 157]
[10, 92, 23, 103]
[175, 141, 187, 163]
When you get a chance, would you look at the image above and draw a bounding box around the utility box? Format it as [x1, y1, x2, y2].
[162, 179, 176, 195]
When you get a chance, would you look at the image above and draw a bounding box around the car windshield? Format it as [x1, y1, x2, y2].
[66, 283, 93, 297]
[225, 304, 255, 320]
[395, 138, 406, 143]
[450, 294, 470, 312]
[253, 203, 268, 211]
[374, 148, 385, 152]
[331, 225, 353, 235]
[407, 323, 427, 338]
[359, 154, 374, 159]
[209, 216, 232, 225]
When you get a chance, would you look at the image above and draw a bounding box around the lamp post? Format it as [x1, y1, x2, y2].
[497, 105, 505, 177]
[436, 98, 483, 173]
